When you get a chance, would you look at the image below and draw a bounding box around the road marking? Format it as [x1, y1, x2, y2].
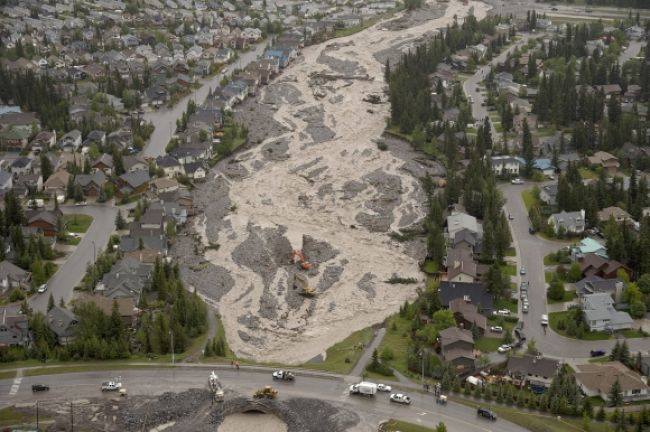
[417, 411, 427, 416]
[9, 377, 22, 396]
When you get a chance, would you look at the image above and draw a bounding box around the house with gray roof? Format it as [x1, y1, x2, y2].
[0, 260, 31, 295]
[96, 256, 152, 300]
[0, 309, 30, 347]
[574, 276, 624, 302]
[582, 293, 633, 332]
[0, 171, 13, 192]
[46, 306, 78, 345]
[506, 355, 560, 388]
[539, 184, 558, 205]
[438, 327, 475, 372]
[446, 211, 482, 241]
[58, 129, 82, 152]
[548, 210, 585, 234]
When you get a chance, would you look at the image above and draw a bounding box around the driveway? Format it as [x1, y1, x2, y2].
[28, 204, 118, 313]
[501, 183, 650, 358]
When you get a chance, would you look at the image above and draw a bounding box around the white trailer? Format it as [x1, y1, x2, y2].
[349, 381, 378, 396]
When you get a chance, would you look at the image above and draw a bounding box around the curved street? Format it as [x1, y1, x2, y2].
[501, 183, 650, 359]
[28, 204, 118, 314]
[0, 365, 527, 432]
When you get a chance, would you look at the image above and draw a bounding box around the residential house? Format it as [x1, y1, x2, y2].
[85, 130, 107, 147]
[490, 155, 524, 176]
[123, 155, 148, 173]
[0, 127, 31, 151]
[145, 85, 169, 108]
[43, 170, 70, 197]
[575, 362, 650, 403]
[585, 151, 620, 176]
[469, 43, 488, 60]
[0, 309, 30, 347]
[449, 298, 486, 335]
[571, 238, 608, 260]
[74, 171, 107, 196]
[539, 184, 558, 205]
[95, 256, 152, 299]
[438, 327, 475, 372]
[263, 48, 289, 68]
[117, 171, 151, 197]
[74, 294, 139, 327]
[506, 355, 560, 389]
[27, 209, 61, 237]
[183, 161, 207, 180]
[91, 154, 114, 175]
[155, 155, 184, 177]
[446, 247, 477, 283]
[533, 159, 556, 176]
[30, 130, 56, 151]
[150, 199, 187, 225]
[446, 211, 483, 241]
[625, 26, 646, 40]
[0, 171, 12, 192]
[58, 129, 82, 152]
[641, 354, 650, 377]
[46, 305, 78, 345]
[151, 177, 180, 194]
[582, 293, 633, 332]
[13, 174, 43, 196]
[0, 112, 39, 133]
[0, 260, 31, 295]
[452, 229, 482, 255]
[547, 210, 585, 234]
[439, 281, 494, 316]
[578, 253, 632, 280]
[597, 206, 632, 224]
[9, 157, 33, 177]
[574, 276, 624, 302]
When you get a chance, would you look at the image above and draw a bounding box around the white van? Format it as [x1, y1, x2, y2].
[541, 314, 549, 326]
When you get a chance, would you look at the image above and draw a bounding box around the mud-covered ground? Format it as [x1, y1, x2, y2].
[173, 0, 489, 364]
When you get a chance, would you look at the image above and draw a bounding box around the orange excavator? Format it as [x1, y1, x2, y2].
[291, 250, 312, 270]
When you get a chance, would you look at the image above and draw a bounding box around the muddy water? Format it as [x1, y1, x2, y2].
[218, 413, 288, 432]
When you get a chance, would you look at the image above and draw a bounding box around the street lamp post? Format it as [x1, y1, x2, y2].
[169, 330, 174, 365]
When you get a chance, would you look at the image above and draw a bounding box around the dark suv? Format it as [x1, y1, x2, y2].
[32, 384, 49, 392]
[477, 407, 497, 420]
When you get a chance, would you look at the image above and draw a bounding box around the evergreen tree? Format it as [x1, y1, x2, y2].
[47, 293, 54, 312]
[609, 378, 624, 407]
[522, 119, 534, 177]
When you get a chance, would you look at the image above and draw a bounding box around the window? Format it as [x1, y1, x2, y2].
[632, 389, 641, 395]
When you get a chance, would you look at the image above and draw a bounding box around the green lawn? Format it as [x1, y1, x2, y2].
[578, 168, 597, 180]
[505, 247, 516, 257]
[364, 370, 398, 382]
[495, 298, 518, 314]
[543, 253, 558, 265]
[502, 263, 517, 276]
[61, 235, 81, 246]
[544, 272, 554, 283]
[382, 419, 440, 432]
[23, 363, 175, 377]
[421, 260, 439, 274]
[376, 314, 411, 375]
[488, 317, 516, 333]
[522, 190, 537, 211]
[548, 311, 610, 341]
[0, 370, 15, 380]
[621, 329, 647, 338]
[0, 406, 43, 428]
[452, 398, 612, 432]
[63, 214, 93, 233]
[475, 336, 503, 353]
[547, 290, 577, 304]
[302, 327, 374, 374]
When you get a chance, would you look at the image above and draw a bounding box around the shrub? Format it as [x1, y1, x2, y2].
[380, 347, 394, 361]
[377, 141, 388, 151]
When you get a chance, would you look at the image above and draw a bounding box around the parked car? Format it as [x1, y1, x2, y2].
[515, 321, 524, 330]
[511, 178, 524, 185]
[493, 309, 511, 316]
[37, 284, 47, 293]
[32, 384, 49, 392]
[541, 314, 549, 326]
[590, 349, 606, 357]
[389, 393, 411, 405]
[520, 267, 526, 275]
[497, 344, 512, 353]
[508, 214, 514, 220]
[529, 227, 536, 234]
[377, 384, 392, 392]
[477, 407, 497, 420]
[522, 303, 529, 313]
[101, 380, 122, 391]
[75, 201, 87, 206]
[490, 326, 503, 333]
[514, 329, 526, 341]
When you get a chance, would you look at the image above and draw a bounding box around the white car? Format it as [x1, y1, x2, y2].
[37, 284, 47, 294]
[390, 393, 411, 405]
[490, 326, 503, 333]
[377, 384, 392, 392]
[497, 344, 512, 354]
[493, 309, 511, 316]
[522, 303, 529, 313]
[75, 201, 87, 206]
[511, 178, 524, 185]
[101, 381, 122, 391]
[520, 267, 526, 275]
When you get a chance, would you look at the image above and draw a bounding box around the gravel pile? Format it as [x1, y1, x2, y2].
[295, 106, 336, 145]
[262, 138, 291, 161]
[233, 96, 287, 145]
[316, 264, 344, 292]
[302, 235, 339, 268]
[356, 272, 377, 299]
[263, 82, 304, 105]
[354, 168, 402, 232]
[317, 51, 365, 76]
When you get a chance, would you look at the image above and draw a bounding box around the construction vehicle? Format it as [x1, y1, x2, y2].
[254, 386, 278, 399]
[291, 250, 312, 270]
[292, 273, 316, 297]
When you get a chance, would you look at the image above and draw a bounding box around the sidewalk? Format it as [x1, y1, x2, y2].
[350, 328, 386, 378]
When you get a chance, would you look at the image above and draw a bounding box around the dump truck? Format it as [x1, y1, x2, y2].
[254, 386, 278, 399]
[349, 382, 378, 396]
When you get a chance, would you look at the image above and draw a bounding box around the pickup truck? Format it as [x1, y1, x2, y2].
[101, 381, 122, 391]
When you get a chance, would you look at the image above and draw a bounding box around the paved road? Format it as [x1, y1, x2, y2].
[350, 328, 386, 378]
[619, 39, 646, 66]
[0, 365, 527, 432]
[490, 0, 650, 21]
[142, 42, 267, 159]
[28, 204, 118, 313]
[464, 33, 537, 142]
[501, 183, 650, 358]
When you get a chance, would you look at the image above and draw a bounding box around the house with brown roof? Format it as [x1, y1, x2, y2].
[43, 169, 71, 197]
[574, 362, 650, 403]
[91, 154, 114, 175]
[578, 253, 632, 280]
[73, 293, 139, 327]
[585, 151, 620, 176]
[438, 327, 475, 372]
[74, 172, 107, 196]
[506, 355, 560, 388]
[151, 177, 180, 194]
[27, 209, 61, 237]
[449, 298, 486, 335]
[597, 206, 632, 224]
